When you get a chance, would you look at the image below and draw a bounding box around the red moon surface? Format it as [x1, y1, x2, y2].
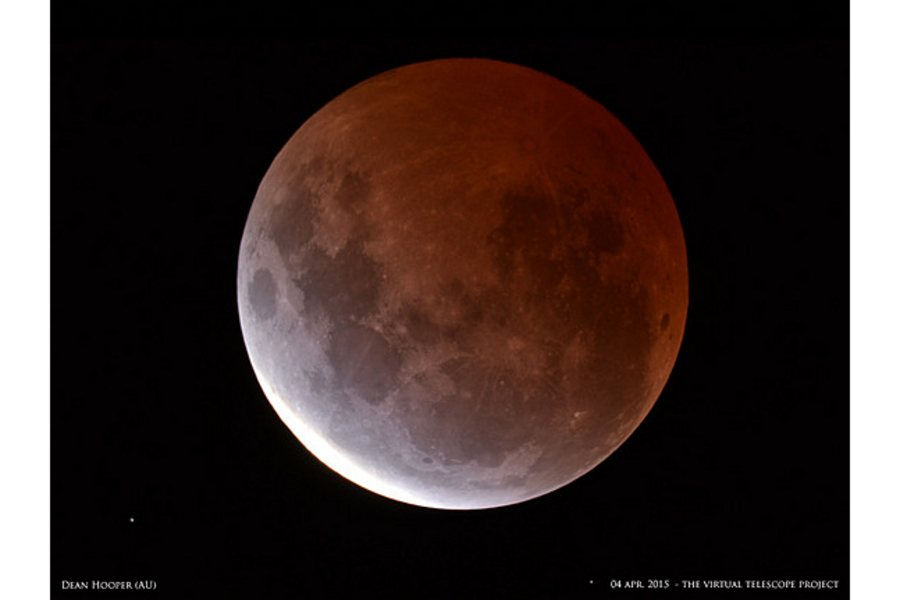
[237, 58, 688, 509]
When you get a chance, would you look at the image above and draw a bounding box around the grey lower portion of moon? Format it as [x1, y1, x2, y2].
[237, 59, 688, 509]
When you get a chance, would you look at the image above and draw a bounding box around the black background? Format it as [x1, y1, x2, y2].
[51, 11, 848, 600]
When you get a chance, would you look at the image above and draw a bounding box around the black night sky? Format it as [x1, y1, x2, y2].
[51, 10, 848, 600]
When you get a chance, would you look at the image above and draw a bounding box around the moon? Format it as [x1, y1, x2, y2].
[237, 58, 688, 509]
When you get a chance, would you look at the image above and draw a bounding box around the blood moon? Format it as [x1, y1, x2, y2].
[237, 58, 688, 509]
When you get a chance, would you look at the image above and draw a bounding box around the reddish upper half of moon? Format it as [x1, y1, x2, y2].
[243, 58, 687, 398]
